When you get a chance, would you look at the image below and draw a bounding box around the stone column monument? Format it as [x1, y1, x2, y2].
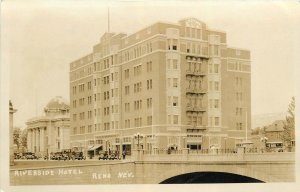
[9, 101, 17, 166]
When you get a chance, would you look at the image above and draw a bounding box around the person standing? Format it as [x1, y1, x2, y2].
[122, 150, 126, 160]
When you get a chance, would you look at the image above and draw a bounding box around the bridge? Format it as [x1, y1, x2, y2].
[10, 150, 295, 185]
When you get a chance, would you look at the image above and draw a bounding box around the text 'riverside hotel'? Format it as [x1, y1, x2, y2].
[69, 18, 251, 156]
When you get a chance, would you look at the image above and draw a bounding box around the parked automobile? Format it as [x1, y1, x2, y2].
[23, 152, 38, 160]
[98, 151, 119, 160]
[98, 151, 109, 160]
[72, 152, 85, 160]
[50, 152, 68, 160]
[14, 153, 22, 159]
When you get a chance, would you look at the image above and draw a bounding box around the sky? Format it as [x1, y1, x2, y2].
[1, 0, 299, 129]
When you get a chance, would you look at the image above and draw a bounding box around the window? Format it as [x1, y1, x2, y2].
[72, 86, 77, 94]
[125, 103, 130, 112]
[124, 69, 130, 79]
[209, 64, 213, 73]
[88, 125, 92, 133]
[167, 59, 171, 69]
[168, 96, 172, 106]
[173, 115, 179, 124]
[214, 45, 219, 56]
[134, 100, 142, 110]
[80, 126, 85, 134]
[168, 115, 172, 124]
[147, 79, 152, 90]
[209, 81, 213, 91]
[73, 100, 77, 108]
[173, 96, 178, 106]
[168, 78, 171, 87]
[103, 76, 110, 84]
[173, 78, 178, 88]
[215, 117, 220, 126]
[73, 127, 77, 135]
[173, 39, 178, 50]
[173, 59, 178, 69]
[125, 86, 130, 95]
[147, 98, 152, 108]
[214, 99, 219, 108]
[147, 116, 152, 125]
[134, 82, 142, 93]
[147, 61, 152, 72]
[215, 81, 219, 91]
[198, 116, 203, 126]
[87, 81, 92, 90]
[73, 114, 77, 121]
[209, 99, 213, 108]
[214, 64, 219, 73]
[134, 117, 142, 127]
[134, 65, 142, 76]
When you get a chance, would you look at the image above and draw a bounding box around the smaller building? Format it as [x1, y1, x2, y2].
[26, 96, 70, 156]
[264, 120, 284, 145]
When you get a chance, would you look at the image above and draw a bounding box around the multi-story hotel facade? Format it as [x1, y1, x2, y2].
[69, 18, 251, 156]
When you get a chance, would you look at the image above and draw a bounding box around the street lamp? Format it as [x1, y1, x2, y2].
[134, 133, 144, 150]
[224, 137, 227, 153]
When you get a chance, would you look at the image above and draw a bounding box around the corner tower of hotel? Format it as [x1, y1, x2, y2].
[69, 18, 251, 154]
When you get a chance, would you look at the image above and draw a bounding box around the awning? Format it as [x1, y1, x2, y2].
[266, 141, 283, 144]
[88, 145, 102, 151]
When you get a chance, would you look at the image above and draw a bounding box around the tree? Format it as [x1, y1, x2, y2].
[251, 127, 261, 135]
[281, 97, 295, 150]
[20, 129, 28, 153]
[13, 127, 21, 152]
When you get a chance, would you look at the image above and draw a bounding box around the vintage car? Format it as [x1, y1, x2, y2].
[50, 152, 68, 160]
[23, 152, 38, 160]
[14, 153, 22, 159]
[98, 150, 119, 160]
[72, 152, 86, 160]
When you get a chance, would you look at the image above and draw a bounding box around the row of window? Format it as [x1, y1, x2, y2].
[167, 78, 178, 88]
[209, 99, 220, 109]
[187, 61, 205, 72]
[187, 116, 203, 126]
[73, 98, 155, 121]
[124, 98, 153, 112]
[227, 61, 251, 72]
[73, 105, 120, 121]
[167, 96, 179, 107]
[124, 80, 153, 95]
[121, 42, 153, 62]
[185, 27, 203, 39]
[72, 73, 119, 94]
[124, 116, 153, 128]
[187, 97, 203, 107]
[186, 42, 208, 55]
[124, 61, 153, 79]
[167, 115, 179, 125]
[167, 59, 179, 70]
[208, 63, 219, 73]
[209, 117, 220, 126]
[236, 92, 243, 101]
[187, 79, 204, 90]
[235, 77, 243, 87]
[208, 81, 220, 91]
[236, 107, 243, 116]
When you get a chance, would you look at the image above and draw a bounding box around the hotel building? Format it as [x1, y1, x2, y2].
[69, 18, 251, 156]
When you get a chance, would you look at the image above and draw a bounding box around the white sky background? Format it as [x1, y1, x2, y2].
[2, 0, 300, 129]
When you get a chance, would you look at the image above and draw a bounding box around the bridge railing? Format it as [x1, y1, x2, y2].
[138, 148, 295, 162]
[142, 148, 263, 155]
